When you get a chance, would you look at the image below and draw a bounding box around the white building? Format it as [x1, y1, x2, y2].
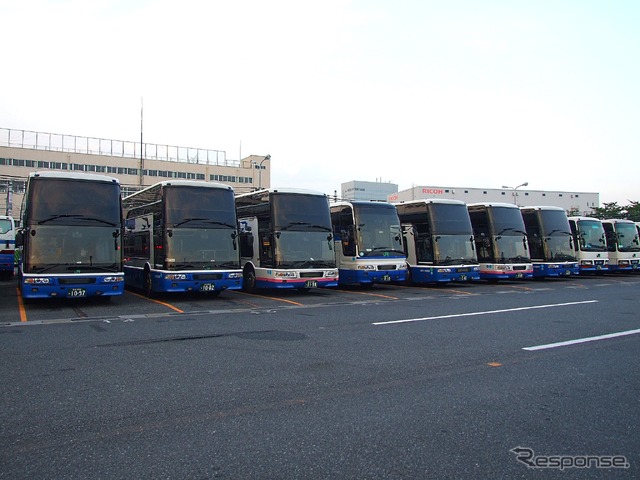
[388, 185, 599, 215]
[341, 180, 399, 202]
[0, 127, 270, 218]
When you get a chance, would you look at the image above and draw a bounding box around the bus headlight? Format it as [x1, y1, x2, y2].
[24, 277, 51, 284]
[437, 268, 452, 273]
[324, 270, 339, 278]
[228, 272, 243, 279]
[357, 265, 376, 271]
[102, 276, 124, 283]
[165, 274, 187, 280]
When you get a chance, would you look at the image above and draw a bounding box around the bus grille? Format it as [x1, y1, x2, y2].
[58, 277, 97, 285]
[193, 274, 223, 280]
[513, 265, 528, 271]
[378, 265, 397, 270]
[300, 271, 324, 278]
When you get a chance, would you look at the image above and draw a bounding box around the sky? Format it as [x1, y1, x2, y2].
[1, 0, 639, 205]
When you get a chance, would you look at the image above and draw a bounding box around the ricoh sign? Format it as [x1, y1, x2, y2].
[422, 188, 444, 195]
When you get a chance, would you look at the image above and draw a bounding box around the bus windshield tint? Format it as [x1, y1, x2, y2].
[429, 203, 473, 235]
[165, 187, 236, 228]
[577, 220, 606, 252]
[489, 207, 527, 235]
[272, 193, 331, 231]
[29, 179, 121, 226]
[539, 210, 571, 236]
[354, 204, 403, 256]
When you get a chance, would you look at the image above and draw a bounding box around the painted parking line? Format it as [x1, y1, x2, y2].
[372, 300, 599, 326]
[523, 328, 640, 351]
[126, 290, 185, 313]
[16, 288, 27, 322]
[339, 289, 399, 300]
[230, 290, 304, 307]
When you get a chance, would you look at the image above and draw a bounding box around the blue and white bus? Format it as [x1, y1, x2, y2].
[601, 218, 639, 272]
[236, 188, 338, 292]
[0, 215, 16, 278]
[520, 206, 579, 277]
[467, 202, 533, 281]
[16, 171, 125, 299]
[394, 199, 480, 283]
[567, 216, 609, 273]
[330, 201, 407, 286]
[122, 180, 243, 296]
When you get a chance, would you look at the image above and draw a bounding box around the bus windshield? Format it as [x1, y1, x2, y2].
[165, 227, 239, 269]
[429, 203, 473, 235]
[275, 231, 336, 268]
[272, 193, 332, 232]
[539, 210, 575, 261]
[576, 220, 606, 252]
[354, 204, 403, 257]
[615, 223, 640, 252]
[28, 179, 121, 226]
[24, 225, 122, 273]
[165, 187, 236, 228]
[433, 235, 477, 265]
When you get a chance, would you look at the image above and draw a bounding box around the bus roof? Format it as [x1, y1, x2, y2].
[602, 218, 636, 224]
[29, 170, 120, 184]
[567, 216, 602, 222]
[330, 200, 395, 208]
[128, 180, 233, 196]
[393, 198, 466, 206]
[236, 187, 328, 199]
[519, 205, 565, 212]
[467, 202, 518, 209]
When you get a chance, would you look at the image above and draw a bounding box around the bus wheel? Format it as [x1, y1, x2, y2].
[243, 266, 257, 293]
[144, 268, 154, 297]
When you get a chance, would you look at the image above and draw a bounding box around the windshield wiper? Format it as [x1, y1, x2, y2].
[495, 228, 527, 236]
[546, 229, 571, 237]
[37, 214, 117, 226]
[172, 218, 207, 227]
[368, 247, 406, 255]
[280, 222, 332, 232]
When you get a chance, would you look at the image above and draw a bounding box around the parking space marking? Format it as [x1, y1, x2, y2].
[126, 291, 185, 313]
[523, 328, 640, 351]
[16, 288, 27, 322]
[230, 290, 304, 306]
[338, 290, 399, 300]
[372, 300, 598, 326]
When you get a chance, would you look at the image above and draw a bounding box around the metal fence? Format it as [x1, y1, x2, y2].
[0, 127, 236, 166]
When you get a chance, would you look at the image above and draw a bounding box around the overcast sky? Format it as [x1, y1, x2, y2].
[2, 0, 639, 204]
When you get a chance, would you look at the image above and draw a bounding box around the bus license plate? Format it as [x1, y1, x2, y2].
[459, 274, 468, 281]
[515, 273, 523, 278]
[68, 288, 86, 297]
[304, 280, 318, 288]
[381, 275, 391, 282]
[200, 283, 215, 291]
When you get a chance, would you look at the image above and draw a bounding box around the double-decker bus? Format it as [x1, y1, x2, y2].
[520, 206, 579, 277]
[16, 171, 124, 299]
[601, 218, 640, 272]
[394, 199, 480, 283]
[330, 201, 407, 286]
[567, 216, 609, 273]
[122, 180, 243, 296]
[467, 202, 533, 281]
[0, 215, 16, 278]
[235, 188, 338, 292]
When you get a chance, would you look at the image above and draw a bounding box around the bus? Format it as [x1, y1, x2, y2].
[519, 206, 579, 277]
[235, 188, 338, 292]
[16, 171, 124, 299]
[567, 216, 609, 273]
[0, 215, 16, 278]
[330, 200, 407, 286]
[467, 202, 533, 281]
[394, 199, 480, 283]
[601, 218, 640, 272]
[122, 180, 243, 296]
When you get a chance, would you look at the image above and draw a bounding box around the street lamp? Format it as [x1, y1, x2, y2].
[502, 182, 528, 206]
[252, 154, 270, 190]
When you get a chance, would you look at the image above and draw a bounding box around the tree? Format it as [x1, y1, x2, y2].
[591, 202, 626, 220]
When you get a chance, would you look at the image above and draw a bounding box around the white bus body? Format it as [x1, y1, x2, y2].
[567, 216, 609, 273]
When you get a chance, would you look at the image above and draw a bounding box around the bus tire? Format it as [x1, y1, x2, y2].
[243, 266, 257, 293]
[144, 267, 155, 298]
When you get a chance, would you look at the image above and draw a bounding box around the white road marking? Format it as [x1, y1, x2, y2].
[523, 328, 640, 351]
[372, 300, 599, 326]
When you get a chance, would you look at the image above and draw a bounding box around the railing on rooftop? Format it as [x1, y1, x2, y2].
[0, 127, 237, 166]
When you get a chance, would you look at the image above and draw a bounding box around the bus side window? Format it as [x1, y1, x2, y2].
[239, 231, 254, 258]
